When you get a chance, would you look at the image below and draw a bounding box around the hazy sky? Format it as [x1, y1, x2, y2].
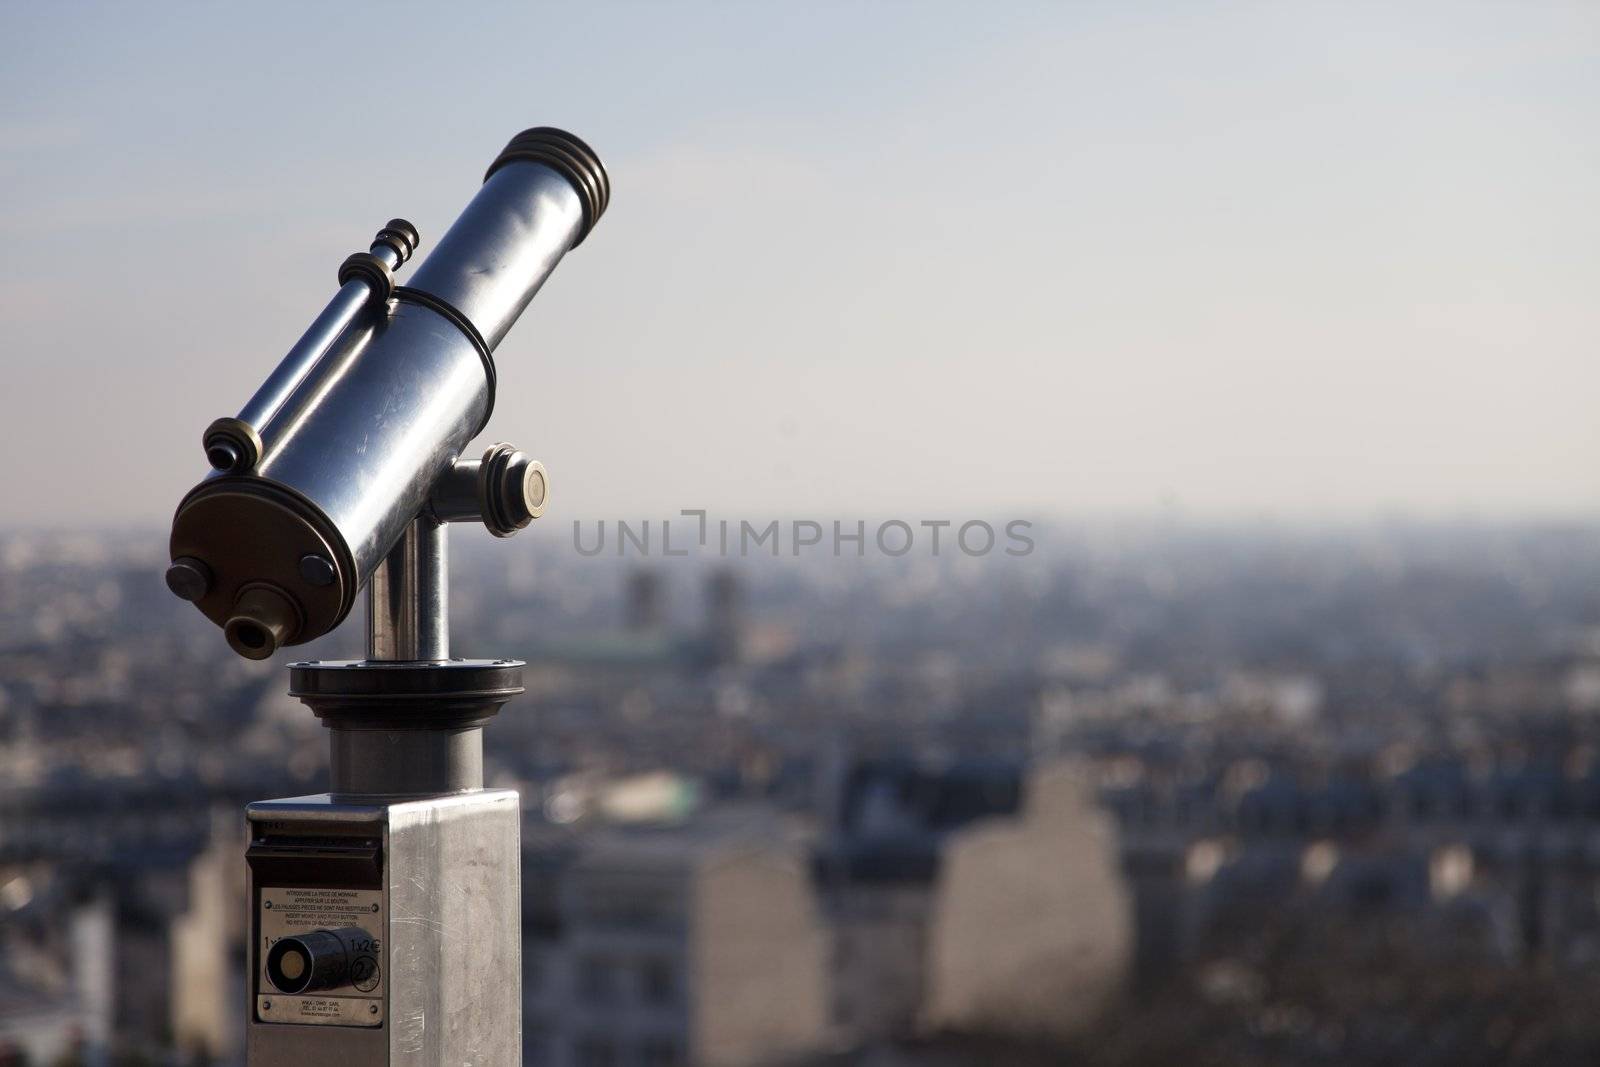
[1, 2, 1595, 527]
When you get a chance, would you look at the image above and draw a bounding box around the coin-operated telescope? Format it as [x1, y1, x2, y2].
[164, 127, 609, 1066]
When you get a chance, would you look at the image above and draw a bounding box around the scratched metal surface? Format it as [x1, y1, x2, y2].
[244, 791, 522, 1066]
[245, 797, 388, 1065]
[387, 790, 523, 1066]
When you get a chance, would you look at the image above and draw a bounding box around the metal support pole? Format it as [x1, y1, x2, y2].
[366, 516, 449, 662]
[304, 514, 473, 796]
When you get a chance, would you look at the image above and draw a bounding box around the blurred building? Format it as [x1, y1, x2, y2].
[924, 762, 1130, 1037]
[0, 884, 112, 1066]
[523, 808, 829, 1067]
[816, 757, 1040, 1042]
[626, 569, 667, 633]
[8, 525, 1600, 1063]
[170, 813, 247, 1063]
[703, 568, 742, 667]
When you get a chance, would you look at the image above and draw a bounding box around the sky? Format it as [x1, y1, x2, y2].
[1, 1, 1596, 528]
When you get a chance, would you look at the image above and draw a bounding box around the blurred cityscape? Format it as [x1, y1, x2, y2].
[4, 520, 1600, 1066]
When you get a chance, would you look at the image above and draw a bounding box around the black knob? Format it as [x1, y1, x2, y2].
[165, 557, 212, 602]
[480, 443, 548, 537]
[266, 928, 368, 995]
[372, 218, 420, 266]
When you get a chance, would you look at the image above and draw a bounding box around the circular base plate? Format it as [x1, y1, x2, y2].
[289, 658, 525, 730]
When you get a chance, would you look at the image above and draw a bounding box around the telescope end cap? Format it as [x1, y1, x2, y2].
[485, 126, 609, 246]
[224, 585, 301, 660]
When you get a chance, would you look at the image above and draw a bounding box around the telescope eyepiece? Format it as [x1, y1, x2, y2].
[203, 417, 264, 475]
[225, 585, 302, 660]
[207, 441, 241, 471]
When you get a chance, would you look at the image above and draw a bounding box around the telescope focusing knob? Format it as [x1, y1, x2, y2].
[165, 557, 212, 602]
[373, 218, 420, 265]
[427, 442, 548, 536]
[298, 554, 337, 587]
[481, 443, 547, 536]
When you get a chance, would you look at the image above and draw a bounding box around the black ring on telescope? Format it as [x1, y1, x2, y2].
[338, 252, 395, 308]
[392, 286, 497, 432]
[484, 127, 609, 247]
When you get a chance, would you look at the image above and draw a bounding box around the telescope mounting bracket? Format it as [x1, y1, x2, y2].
[288, 440, 547, 797]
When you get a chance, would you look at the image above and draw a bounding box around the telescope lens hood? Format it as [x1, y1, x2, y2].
[485, 127, 610, 246]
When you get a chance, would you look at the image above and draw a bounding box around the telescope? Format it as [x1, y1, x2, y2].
[164, 127, 609, 1065]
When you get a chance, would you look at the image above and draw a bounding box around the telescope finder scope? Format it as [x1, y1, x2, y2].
[167, 127, 609, 658]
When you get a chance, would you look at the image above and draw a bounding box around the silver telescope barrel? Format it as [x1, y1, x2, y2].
[410, 128, 608, 349]
[168, 127, 608, 658]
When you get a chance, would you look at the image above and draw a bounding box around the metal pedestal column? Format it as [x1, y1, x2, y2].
[244, 515, 527, 1066]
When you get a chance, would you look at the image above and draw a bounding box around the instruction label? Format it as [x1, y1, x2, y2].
[257, 886, 384, 1028]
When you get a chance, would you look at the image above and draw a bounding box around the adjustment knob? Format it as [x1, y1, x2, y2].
[480, 443, 547, 536]
[372, 218, 420, 266]
[427, 442, 548, 537]
[165, 557, 213, 602]
[265, 927, 374, 995]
